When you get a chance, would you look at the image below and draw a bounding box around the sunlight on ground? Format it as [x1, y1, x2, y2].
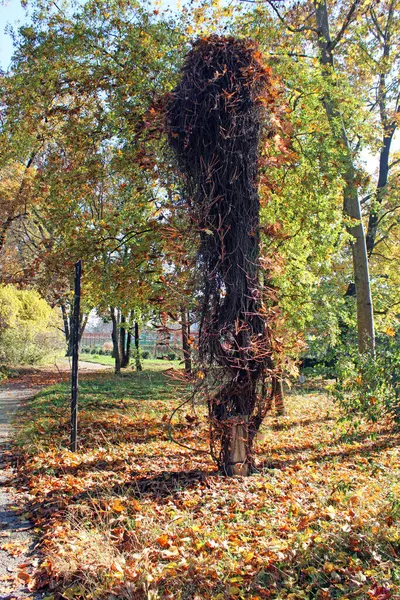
[10, 369, 400, 599]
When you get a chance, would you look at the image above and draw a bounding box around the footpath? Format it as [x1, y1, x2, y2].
[0, 383, 42, 600]
[0, 360, 110, 599]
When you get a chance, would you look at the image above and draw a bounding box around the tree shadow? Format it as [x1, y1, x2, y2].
[258, 426, 400, 470]
[268, 415, 333, 431]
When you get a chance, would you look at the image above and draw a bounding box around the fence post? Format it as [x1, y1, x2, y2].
[70, 260, 82, 452]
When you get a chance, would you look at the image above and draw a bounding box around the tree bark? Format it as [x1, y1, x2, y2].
[181, 308, 192, 374]
[221, 417, 250, 476]
[134, 321, 142, 371]
[366, 2, 397, 255]
[271, 375, 285, 416]
[110, 306, 121, 374]
[61, 303, 70, 354]
[120, 314, 131, 368]
[314, 0, 375, 354]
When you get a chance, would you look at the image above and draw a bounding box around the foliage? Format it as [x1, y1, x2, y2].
[332, 331, 400, 424]
[9, 368, 400, 599]
[235, 0, 400, 350]
[0, 0, 183, 344]
[0, 284, 62, 365]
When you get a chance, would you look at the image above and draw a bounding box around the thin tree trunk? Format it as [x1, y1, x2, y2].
[110, 307, 121, 375]
[120, 314, 130, 368]
[134, 322, 142, 371]
[314, 0, 375, 354]
[61, 303, 70, 356]
[181, 308, 192, 374]
[125, 325, 132, 367]
[271, 375, 285, 416]
[366, 2, 397, 254]
[78, 314, 88, 345]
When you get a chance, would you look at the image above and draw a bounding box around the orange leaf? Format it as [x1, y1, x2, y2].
[156, 534, 170, 548]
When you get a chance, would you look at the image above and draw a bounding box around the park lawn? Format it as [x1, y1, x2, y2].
[81, 354, 182, 371]
[12, 368, 400, 600]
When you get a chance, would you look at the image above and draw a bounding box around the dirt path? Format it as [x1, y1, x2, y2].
[40, 358, 111, 373]
[0, 361, 109, 599]
[0, 384, 43, 600]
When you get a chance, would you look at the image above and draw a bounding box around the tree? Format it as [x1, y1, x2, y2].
[167, 36, 286, 475]
[0, 0, 183, 360]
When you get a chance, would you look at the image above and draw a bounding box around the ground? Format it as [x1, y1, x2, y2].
[0, 380, 44, 600]
[1, 362, 400, 599]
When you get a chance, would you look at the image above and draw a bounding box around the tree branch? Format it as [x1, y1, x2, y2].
[329, 0, 361, 50]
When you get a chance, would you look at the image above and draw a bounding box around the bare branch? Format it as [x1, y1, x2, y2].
[329, 0, 361, 50]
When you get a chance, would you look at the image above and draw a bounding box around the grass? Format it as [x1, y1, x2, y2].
[80, 354, 182, 371]
[12, 369, 400, 600]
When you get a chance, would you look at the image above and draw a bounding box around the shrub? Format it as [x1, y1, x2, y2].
[332, 333, 400, 424]
[142, 351, 150, 359]
[0, 285, 63, 366]
[102, 342, 113, 353]
[91, 347, 98, 355]
[167, 352, 176, 361]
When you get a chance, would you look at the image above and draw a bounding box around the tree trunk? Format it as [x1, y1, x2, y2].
[66, 312, 88, 356]
[271, 375, 285, 416]
[314, 0, 375, 354]
[366, 2, 397, 254]
[181, 308, 192, 374]
[120, 314, 131, 368]
[125, 325, 132, 368]
[221, 417, 250, 476]
[134, 321, 142, 371]
[61, 303, 70, 355]
[110, 307, 121, 374]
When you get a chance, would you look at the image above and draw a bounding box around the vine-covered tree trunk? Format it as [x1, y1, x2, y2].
[167, 37, 280, 475]
[110, 306, 121, 374]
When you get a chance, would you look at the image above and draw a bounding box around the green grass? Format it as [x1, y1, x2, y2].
[80, 354, 182, 371]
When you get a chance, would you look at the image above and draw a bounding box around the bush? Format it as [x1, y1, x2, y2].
[142, 351, 150, 359]
[332, 333, 400, 424]
[168, 352, 176, 361]
[0, 285, 63, 366]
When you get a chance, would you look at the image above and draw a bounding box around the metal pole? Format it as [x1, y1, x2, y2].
[70, 260, 82, 452]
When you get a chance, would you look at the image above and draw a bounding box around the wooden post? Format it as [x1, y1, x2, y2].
[70, 260, 82, 452]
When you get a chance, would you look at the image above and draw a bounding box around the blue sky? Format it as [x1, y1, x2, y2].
[0, 0, 31, 70]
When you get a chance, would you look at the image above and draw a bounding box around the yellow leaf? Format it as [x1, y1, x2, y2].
[131, 499, 142, 512]
[228, 587, 241, 596]
[111, 499, 126, 513]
